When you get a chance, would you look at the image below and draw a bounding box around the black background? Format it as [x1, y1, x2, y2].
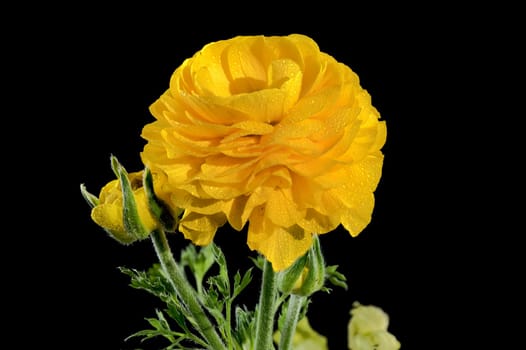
[26, 3, 508, 349]
[73, 13, 440, 350]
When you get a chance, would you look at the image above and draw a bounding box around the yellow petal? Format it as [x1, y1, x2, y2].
[179, 211, 226, 245]
[206, 88, 288, 124]
[134, 189, 159, 233]
[200, 155, 258, 182]
[222, 37, 267, 94]
[155, 157, 203, 184]
[97, 178, 120, 203]
[265, 188, 301, 228]
[221, 120, 274, 143]
[247, 210, 312, 271]
[200, 181, 244, 199]
[91, 203, 124, 234]
[298, 208, 340, 234]
[181, 41, 231, 97]
[268, 58, 302, 112]
[224, 195, 249, 231]
[169, 190, 224, 215]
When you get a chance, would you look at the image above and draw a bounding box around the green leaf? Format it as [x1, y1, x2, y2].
[298, 297, 311, 320]
[126, 308, 208, 349]
[121, 243, 261, 350]
[205, 244, 230, 299]
[249, 255, 265, 270]
[233, 268, 253, 299]
[233, 306, 256, 348]
[208, 274, 230, 298]
[204, 277, 226, 311]
[165, 303, 189, 332]
[277, 297, 288, 334]
[119, 265, 172, 302]
[180, 244, 216, 295]
[129, 310, 177, 343]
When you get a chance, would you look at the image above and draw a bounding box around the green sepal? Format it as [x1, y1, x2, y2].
[143, 167, 180, 232]
[110, 153, 122, 178]
[105, 227, 137, 245]
[277, 253, 308, 295]
[80, 183, 99, 208]
[111, 155, 151, 241]
[296, 235, 326, 296]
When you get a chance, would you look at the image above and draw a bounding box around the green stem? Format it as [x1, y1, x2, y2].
[150, 229, 227, 350]
[278, 294, 305, 350]
[225, 298, 233, 350]
[254, 259, 278, 350]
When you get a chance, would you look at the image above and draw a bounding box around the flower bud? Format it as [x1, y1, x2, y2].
[80, 155, 160, 244]
[277, 254, 308, 294]
[277, 235, 326, 296]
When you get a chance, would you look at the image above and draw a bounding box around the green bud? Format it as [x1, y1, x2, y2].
[294, 235, 326, 296]
[277, 253, 308, 294]
[277, 235, 326, 297]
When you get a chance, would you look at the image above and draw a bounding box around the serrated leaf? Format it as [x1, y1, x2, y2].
[202, 281, 224, 312]
[207, 273, 230, 299]
[277, 298, 288, 333]
[165, 303, 189, 331]
[210, 243, 227, 268]
[180, 244, 216, 295]
[210, 245, 230, 295]
[249, 255, 265, 270]
[233, 268, 253, 299]
[119, 265, 174, 303]
[299, 297, 311, 320]
[127, 309, 208, 349]
[233, 306, 256, 348]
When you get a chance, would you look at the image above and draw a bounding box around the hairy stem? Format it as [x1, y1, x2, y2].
[150, 229, 227, 350]
[278, 294, 305, 350]
[254, 259, 278, 350]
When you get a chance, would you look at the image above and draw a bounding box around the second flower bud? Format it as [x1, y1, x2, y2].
[277, 235, 326, 297]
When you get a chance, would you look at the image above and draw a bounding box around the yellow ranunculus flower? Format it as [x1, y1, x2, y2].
[91, 171, 159, 244]
[141, 34, 386, 271]
[348, 303, 401, 350]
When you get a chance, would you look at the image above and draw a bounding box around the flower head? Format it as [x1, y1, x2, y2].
[348, 302, 401, 350]
[141, 34, 386, 270]
[86, 169, 160, 244]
